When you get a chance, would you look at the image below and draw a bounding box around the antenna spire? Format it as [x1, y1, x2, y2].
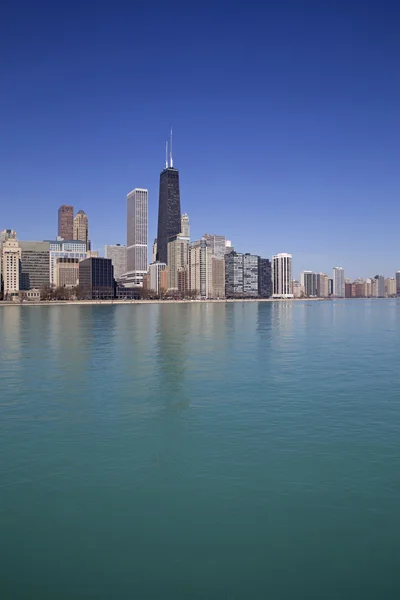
[165, 140, 168, 169]
[169, 127, 173, 168]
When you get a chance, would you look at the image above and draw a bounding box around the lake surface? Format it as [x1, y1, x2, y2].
[1, 300, 400, 599]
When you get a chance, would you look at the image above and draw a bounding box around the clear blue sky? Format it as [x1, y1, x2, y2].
[1, 0, 399, 278]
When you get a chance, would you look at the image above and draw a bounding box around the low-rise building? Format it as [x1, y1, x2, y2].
[54, 258, 80, 288]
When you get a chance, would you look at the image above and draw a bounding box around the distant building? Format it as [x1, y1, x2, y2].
[189, 238, 212, 298]
[272, 253, 293, 298]
[105, 245, 127, 280]
[211, 257, 225, 298]
[156, 138, 181, 264]
[225, 252, 259, 298]
[167, 234, 189, 290]
[54, 258, 79, 288]
[73, 210, 89, 246]
[385, 278, 396, 297]
[396, 272, 400, 297]
[292, 280, 303, 298]
[345, 282, 355, 298]
[2, 239, 21, 298]
[375, 275, 385, 298]
[126, 188, 148, 286]
[203, 234, 226, 259]
[181, 214, 190, 239]
[258, 258, 272, 298]
[46, 239, 87, 286]
[149, 262, 167, 293]
[301, 271, 317, 297]
[333, 267, 345, 298]
[0, 229, 17, 285]
[328, 278, 333, 296]
[19, 241, 50, 290]
[243, 254, 259, 297]
[58, 205, 74, 239]
[78, 257, 114, 299]
[316, 273, 329, 298]
[152, 239, 158, 264]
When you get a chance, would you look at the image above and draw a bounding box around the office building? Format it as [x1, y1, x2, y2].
[78, 257, 114, 299]
[292, 280, 303, 298]
[396, 272, 400, 296]
[2, 239, 21, 297]
[156, 135, 181, 264]
[258, 258, 272, 298]
[301, 271, 317, 297]
[316, 273, 329, 298]
[47, 239, 87, 286]
[54, 258, 79, 288]
[19, 241, 50, 290]
[375, 275, 385, 298]
[167, 234, 189, 290]
[189, 238, 212, 298]
[272, 253, 293, 298]
[105, 244, 127, 280]
[181, 214, 190, 239]
[73, 210, 89, 245]
[385, 278, 396, 297]
[211, 258, 225, 298]
[333, 267, 345, 298]
[225, 252, 244, 297]
[126, 188, 148, 286]
[149, 262, 167, 293]
[0, 229, 17, 284]
[152, 239, 158, 264]
[243, 254, 259, 297]
[203, 234, 226, 259]
[58, 205, 74, 239]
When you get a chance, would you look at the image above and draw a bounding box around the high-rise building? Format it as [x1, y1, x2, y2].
[152, 239, 158, 264]
[333, 267, 345, 298]
[78, 257, 114, 299]
[167, 234, 189, 290]
[316, 273, 329, 298]
[58, 205, 74, 239]
[189, 238, 212, 298]
[0, 229, 17, 285]
[149, 262, 167, 293]
[156, 135, 181, 264]
[46, 239, 87, 286]
[292, 280, 303, 298]
[243, 254, 259, 297]
[19, 242, 50, 290]
[181, 214, 190, 239]
[272, 254, 293, 298]
[203, 234, 226, 259]
[225, 252, 259, 298]
[328, 278, 334, 296]
[396, 272, 400, 297]
[73, 210, 89, 245]
[301, 271, 317, 297]
[385, 278, 396, 297]
[105, 244, 127, 280]
[2, 239, 21, 298]
[374, 275, 385, 298]
[126, 188, 148, 286]
[54, 258, 80, 288]
[258, 258, 272, 298]
[211, 258, 225, 298]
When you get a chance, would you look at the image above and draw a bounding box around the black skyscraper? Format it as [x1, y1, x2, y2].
[156, 133, 181, 264]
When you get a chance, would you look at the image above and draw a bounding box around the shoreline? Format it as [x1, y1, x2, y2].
[0, 297, 330, 307]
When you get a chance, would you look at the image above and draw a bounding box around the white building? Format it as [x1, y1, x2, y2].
[272, 253, 293, 298]
[385, 277, 396, 297]
[149, 262, 167, 293]
[105, 244, 127, 280]
[167, 234, 189, 290]
[2, 239, 21, 297]
[126, 188, 148, 286]
[333, 267, 345, 298]
[48, 240, 87, 286]
[189, 238, 213, 298]
[181, 214, 190, 239]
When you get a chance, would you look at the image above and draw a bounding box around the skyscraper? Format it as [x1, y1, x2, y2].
[333, 267, 345, 298]
[58, 205, 74, 239]
[225, 252, 259, 298]
[189, 238, 213, 298]
[316, 273, 329, 297]
[105, 244, 127, 280]
[258, 258, 272, 298]
[2, 239, 21, 298]
[126, 188, 148, 286]
[73, 210, 89, 245]
[19, 241, 50, 290]
[149, 262, 167, 293]
[156, 133, 181, 264]
[272, 253, 293, 298]
[374, 275, 385, 298]
[203, 234, 226, 259]
[181, 214, 190, 239]
[167, 234, 189, 291]
[301, 271, 317, 296]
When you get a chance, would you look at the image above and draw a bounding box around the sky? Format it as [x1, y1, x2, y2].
[1, 0, 399, 278]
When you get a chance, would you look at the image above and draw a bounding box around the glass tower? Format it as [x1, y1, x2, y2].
[156, 138, 181, 266]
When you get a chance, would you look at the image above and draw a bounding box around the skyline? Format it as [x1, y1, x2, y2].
[1, 2, 400, 277]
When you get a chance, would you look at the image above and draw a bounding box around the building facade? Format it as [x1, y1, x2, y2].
[167, 234, 189, 290]
[225, 252, 259, 298]
[47, 240, 87, 286]
[58, 205, 74, 239]
[212, 257, 225, 298]
[316, 273, 329, 298]
[149, 262, 167, 293]
[333, 267, 345, 298]
[0, 229, 17, 284]
[203, 234, 226, 259]
[156, 163, 181, 264]
[258, 258, 272, 298]
[126, 188, 148, 286]
[105, 244, 127, 280]
[374, 275, 385, 297]
[19, 242, 50, 290]
[189, 238, 212, 298]
[272, 253, 293, 298]
[2, 239, 21, 297]
[385, 278, 396, 297]
[301, 271, 317, 297]
[181, 214, 190, 239]
[73, 210, 89, 245]
[54, 258, 79, 288]
[78, 257, 114, 299]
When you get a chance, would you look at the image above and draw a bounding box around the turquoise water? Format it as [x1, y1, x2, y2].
[1, 300, 400, 599]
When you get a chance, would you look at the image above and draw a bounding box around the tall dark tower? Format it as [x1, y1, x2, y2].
[156, 130, 181, 264]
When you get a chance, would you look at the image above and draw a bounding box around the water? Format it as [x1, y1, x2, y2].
[1, 300, 400, 599]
